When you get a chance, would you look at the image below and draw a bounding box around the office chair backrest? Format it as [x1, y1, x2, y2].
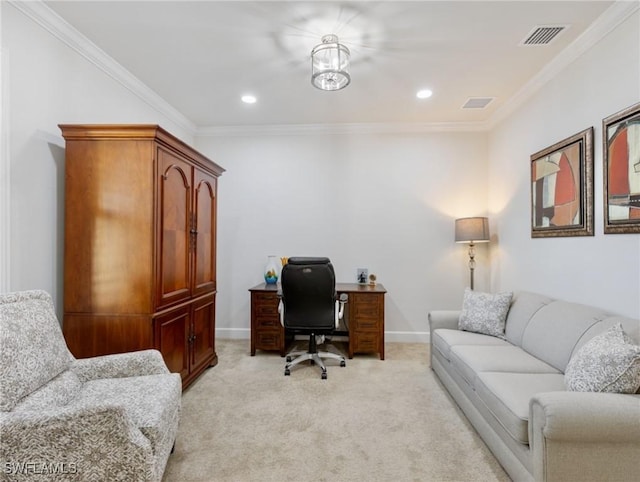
[281, 257, 336, 331]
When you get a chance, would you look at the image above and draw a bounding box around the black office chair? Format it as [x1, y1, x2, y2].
[278, 257, 347, 379]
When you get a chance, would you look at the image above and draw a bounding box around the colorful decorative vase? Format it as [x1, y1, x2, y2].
[264, 255, 279, 284]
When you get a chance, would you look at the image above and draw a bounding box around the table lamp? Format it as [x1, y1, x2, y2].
[455, 217, 490, 290]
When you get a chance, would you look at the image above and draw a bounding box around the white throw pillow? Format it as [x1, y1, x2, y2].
[458, 288, 513, 338]
[565, 323, 640, 393]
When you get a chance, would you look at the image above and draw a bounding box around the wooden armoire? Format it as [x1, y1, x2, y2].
[60, 124, 224, 388]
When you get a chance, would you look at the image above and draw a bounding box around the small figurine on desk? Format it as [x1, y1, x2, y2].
[369, 274, 377, 286]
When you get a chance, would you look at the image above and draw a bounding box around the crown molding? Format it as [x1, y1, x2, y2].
[10, 0, 637, 138]
[196, 121, 490, 137]
[487, 0, 639, 129]
[9, 0, 196, 135]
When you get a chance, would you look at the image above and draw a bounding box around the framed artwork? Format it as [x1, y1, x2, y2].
[603, 102, 640, 234]
[530, 127, 594, 238]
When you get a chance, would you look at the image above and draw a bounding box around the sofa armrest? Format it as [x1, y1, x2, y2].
[530, 391, 640, 481]
[71, 349, 170, 382]
[428, 310, 460, 333]
[0, 405, 155, 480]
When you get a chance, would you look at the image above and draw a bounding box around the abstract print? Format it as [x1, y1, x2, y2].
[532, 142, 581, 228]
[530, 127, 593, 238]
[607, 119, 640, 222]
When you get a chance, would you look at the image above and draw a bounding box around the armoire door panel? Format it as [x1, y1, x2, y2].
[155, 305, 190, 380]
[190, 294, 216, 375]
[157, 147, 192, 308]
[193, 170, 217, 296]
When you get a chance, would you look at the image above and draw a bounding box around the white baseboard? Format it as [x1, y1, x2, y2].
[216, 328, 250, 340]
[216, 328, 430, 344]
[385, 331, 430, 343]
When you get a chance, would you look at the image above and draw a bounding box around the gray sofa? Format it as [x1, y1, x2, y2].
[0, 290, 181, 481]
[429, 291, 640, 482]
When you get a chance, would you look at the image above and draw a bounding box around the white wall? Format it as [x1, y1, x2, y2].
[197, 130, 490, 340]
[2, 3, 194, 314]
[488, 11, 640, 318]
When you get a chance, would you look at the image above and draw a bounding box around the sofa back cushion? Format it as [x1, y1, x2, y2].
[521, 300, 612, 372]
[0, 290, 74, 411]
[504, 291, 554, 346]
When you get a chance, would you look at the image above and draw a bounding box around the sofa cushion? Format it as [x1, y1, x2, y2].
[432, 329, 510, 361]
[504, 292, 553, 347]
[520, 300, 611, 372]
[0, 290, 74, 411]
[458, 289, 513, 338]
[564, 323, 640, 393]
[449, 345, 561, 388]
[475, 372, 566, 444]
[76, 374, 182, 453]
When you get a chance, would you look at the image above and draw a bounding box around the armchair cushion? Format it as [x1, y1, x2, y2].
[0, 290, 73, 411]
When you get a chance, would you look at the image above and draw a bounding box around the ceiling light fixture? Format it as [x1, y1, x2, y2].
[416, 89, 433, 99]
[241, 95, 257, 104]
[311, 34, 351, 91]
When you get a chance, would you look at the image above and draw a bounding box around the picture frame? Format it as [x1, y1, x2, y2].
[602, 102, 640, 234]
[530, 127, 594, 238]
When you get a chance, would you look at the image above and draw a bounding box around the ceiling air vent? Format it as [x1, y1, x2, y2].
[462, 97, 494, 109]
[520, 25, 568, 46]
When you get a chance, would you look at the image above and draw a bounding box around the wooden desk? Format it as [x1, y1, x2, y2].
[249, 283, 386, 360]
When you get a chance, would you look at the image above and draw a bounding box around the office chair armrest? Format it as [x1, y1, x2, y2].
[278, 299, 284, 327]
[335, 293, 348, 328]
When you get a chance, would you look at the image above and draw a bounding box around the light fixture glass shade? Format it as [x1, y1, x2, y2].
[455, 217, 490, 243]
[311, 34, 351, 91]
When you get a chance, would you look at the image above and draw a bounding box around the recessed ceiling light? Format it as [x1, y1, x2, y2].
[416, 89, 433, 99]
[241, 95, 257, 104]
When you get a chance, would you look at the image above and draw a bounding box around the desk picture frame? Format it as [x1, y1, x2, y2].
[530, 127, 594, 238]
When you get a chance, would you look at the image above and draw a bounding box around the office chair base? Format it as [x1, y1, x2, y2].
[284, 350, 346, 379]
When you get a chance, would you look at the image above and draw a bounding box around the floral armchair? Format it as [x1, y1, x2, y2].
[0, 290, 181, 481]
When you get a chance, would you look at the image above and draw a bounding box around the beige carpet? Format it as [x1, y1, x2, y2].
[163, 339, 510, 482]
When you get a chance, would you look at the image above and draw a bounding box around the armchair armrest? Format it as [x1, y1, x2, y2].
[428, 310, 460, 333]
[71, 349, 169, 382]
[0, 405, 154, 480]
[529, 392, 640, 481]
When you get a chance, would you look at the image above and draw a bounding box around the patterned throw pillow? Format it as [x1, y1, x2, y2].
[565, 323, 640, 393]
[458, 288, 513, 338]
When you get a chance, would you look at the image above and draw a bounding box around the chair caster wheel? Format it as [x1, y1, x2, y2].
[284, 369, 290, 376]
[340, 360, 346, 367]
[321, 372, 327, 380]
[286, 356, 292, 362]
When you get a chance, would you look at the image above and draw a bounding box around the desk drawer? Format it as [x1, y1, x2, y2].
[253, 294, 279, 316]
[350, 294, 383, 330]
[352, 332, 379, 354]
[255, 330, 282, 351]
[255, 315, 280, 329]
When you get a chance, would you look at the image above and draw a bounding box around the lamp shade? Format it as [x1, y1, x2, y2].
[311, 34, 351, 91]
[455, 217, 490, 243]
